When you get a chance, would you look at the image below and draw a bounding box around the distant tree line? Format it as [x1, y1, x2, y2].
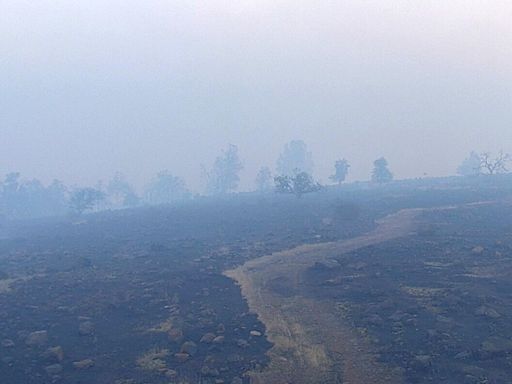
[266, 140, 394, 198]
[0, 140, 396, 218]
[0, 170, 192, 220]
[3, 140, 507, 219]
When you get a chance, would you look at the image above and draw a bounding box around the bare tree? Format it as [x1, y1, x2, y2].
[479, 151, 510, 175]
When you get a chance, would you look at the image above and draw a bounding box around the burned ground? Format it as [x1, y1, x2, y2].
[0, 191, 378, 384]
[1, 183, 512, 383]
[302, 203, 512, 383]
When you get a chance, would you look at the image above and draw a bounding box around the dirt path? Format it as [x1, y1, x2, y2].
[224, 208, 424, 384]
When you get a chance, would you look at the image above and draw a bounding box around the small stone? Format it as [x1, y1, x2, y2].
[415, 355, 432, 365]
[389, 311, 406, 321]
[455, 351, 471, 360]
[201, 366, 220, 377]
[236, 339, 249, 348]
[482, 337, 512, 353]
[213, 336, 225, 344]
[227, 354, 243, 363]
[45, 363, 63, 375]
[165, 369, 177, 378]
[168, 328, 183, 342]
[472, 246, 484, 254]
[250, 330, 262, 337]
[73, 359, 94, 369]
[1, 339, 15, 348]
[475, 306, 501, 319]
[174, 353, 190, 363]
[367, 314, 383, 325]
[2, 356, 14, 365]
[26, 331, 48, 347]
[44, 346, 64, 362]
[79, 321, 95, 336]
[180, 341, 198, 356]
[200, 333, 216, 344]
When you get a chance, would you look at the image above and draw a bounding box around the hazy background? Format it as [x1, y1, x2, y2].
[1, 0, 511, 191]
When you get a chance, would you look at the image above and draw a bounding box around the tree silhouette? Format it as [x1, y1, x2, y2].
[274, 172, 321, 198]
[371, 157, 393, 183]
[330, 159, 350, 184]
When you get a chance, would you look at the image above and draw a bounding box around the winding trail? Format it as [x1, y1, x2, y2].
[224, 208, 424, 384]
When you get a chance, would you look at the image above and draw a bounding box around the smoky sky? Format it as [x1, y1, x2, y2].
[1, 1, 511, 191]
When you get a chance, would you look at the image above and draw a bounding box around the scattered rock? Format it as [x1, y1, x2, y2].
[137, 349, 169, 371]
[454, 351, 471, 360]
[180, 341, 198, 356]
[45, 363, 63, 375]
[475, 306, 501, 319]
[165, 369, 177, 378]
[367, 314, 383, 326]
[227, 354, 243, 363]
[2, 356, 14, 365]
[250, 330, 262, 337]
[414, 354, 432, 368]
[459, 364, 486, 377]
[472, 246, 484, 254]
[213, 336, 225, 344]
[388, 311, 407, 321]
[168, 328, 183, 343]
[79, 321, 95, 336]
[426, 329, 438, 339]
[347, 261, 367, 270]
[201, 365, 220, 377]
[481, 337, 512, 353]
[73, 359, 94, 369]
[1, 339, 15, 348]
[200, 333, 216, 344]
[174, 353, 190, 363]
[26, 331, 48, 347]
[44, 346, 64, 362]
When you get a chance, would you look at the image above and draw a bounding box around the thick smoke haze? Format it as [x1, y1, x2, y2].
[1, 1, 511, 191]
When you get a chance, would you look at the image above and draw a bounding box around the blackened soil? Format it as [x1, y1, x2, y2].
[303, 203, 512, 384]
